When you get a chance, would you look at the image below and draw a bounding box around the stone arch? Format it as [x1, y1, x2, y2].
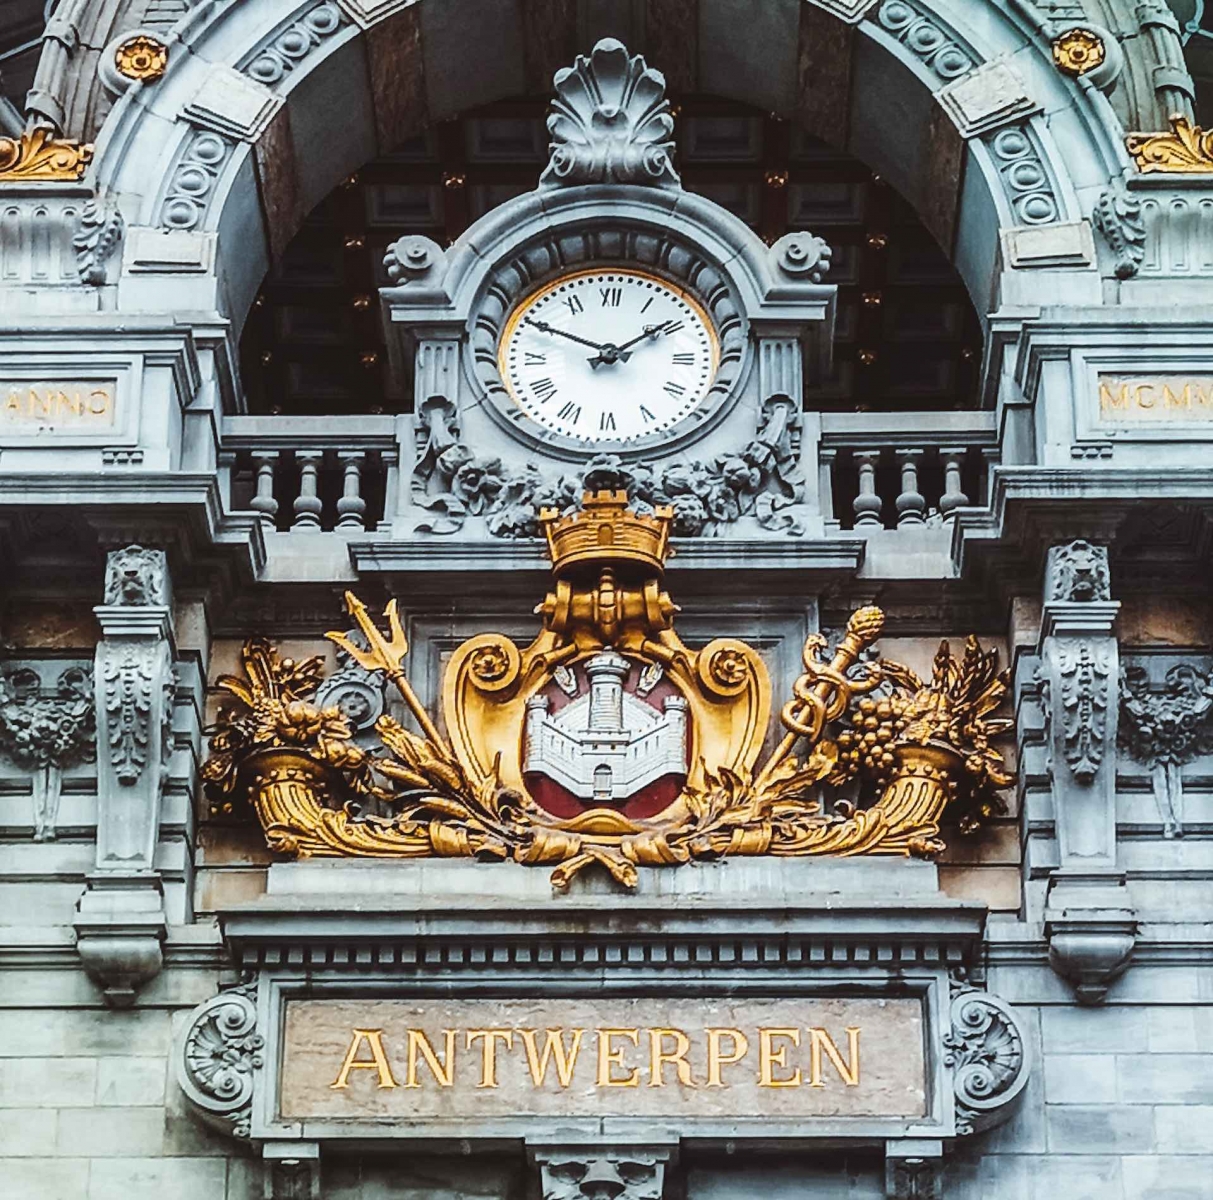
[86, 0, 1126, 353]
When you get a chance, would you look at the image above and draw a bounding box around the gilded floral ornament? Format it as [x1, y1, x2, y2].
[204, 493, 1013, 888]
[115, 35, 168, 83]
[0, 128, 93, 183]
[1051, 28, 1105, 76]
[1126, 115, 1213, 174]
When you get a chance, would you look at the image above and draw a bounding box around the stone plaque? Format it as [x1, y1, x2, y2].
[1, 381, 116, 428]
[1098, 375, 1213, 423]
[279, 996, 926, 1121]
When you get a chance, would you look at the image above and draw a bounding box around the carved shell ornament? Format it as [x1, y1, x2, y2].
[203, 494, 1013, 889]
[540, 39, 680, 189]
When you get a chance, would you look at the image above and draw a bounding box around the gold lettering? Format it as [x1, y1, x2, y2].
[329, 1028, 398, 1090]
[404, 1029, 457, 1088]
[518, 1028, 583, 1088]
[4, 389, 19, 416]
[647, 1027, 695, 1088]
[1163, 383, 1191, 409]
[1099, 380, 1128, 412]
[596, 1028, 640, 1087]
[1136, 383, 1156, 409]
[53, 390, 81, 419]
[808, 1027, 860, 1088]
[88, 388, 111, 416]
[705, 1028, 749, 1087]
[1194, 382, 1211, 408]
[757, 1028, 801, 1088]
[465, 1029, 513, 1089]
[30, 388, 50, 419]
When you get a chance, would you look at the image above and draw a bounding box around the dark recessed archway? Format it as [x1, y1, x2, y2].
[239, 94, 982, 417]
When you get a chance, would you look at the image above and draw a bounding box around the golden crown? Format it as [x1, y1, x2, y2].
[539, 491, 673, 576]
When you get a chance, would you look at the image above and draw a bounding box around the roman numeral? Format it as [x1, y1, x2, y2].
[640, 297, 654, 313]
[524, 351, 546, 365]
[662, 320, 684, 336]
[639, 405, 656, 423]
[663, 380, 686, 398]
[600, 287, 622, 307]
[600, 412, 616, 433]
[564, 294, 584, 316]
[531, 377, 557, 402]
[557, 401, 581, 424]
[672, 353, 695, 365]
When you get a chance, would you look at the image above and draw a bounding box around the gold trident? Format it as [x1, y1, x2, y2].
[326, 591, 449, 752]
[754, 605, 885, 788]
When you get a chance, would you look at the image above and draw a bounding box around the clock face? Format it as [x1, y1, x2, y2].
[497, 268, 720, 445]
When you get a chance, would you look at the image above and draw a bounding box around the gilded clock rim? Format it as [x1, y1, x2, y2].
[495, 264, 722, 428]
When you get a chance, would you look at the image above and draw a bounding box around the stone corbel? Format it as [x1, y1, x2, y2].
[529, 1143, 674, 1200]
[263, 1142, 320, 1200]
[75, 545, 176, 1006]
[885, 1140, 942, 1199]
[1036, 540, 1136, 1003]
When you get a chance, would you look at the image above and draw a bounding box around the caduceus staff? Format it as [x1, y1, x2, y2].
[753, 605, 885, 788]
[326, 591, 450, 752]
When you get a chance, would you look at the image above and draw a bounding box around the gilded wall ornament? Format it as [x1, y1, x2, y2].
[204, 493, 1012, 889]
[0, 128, 93, 183]
[1126, 115, 1213, 174]
[115, 35, 168, 83]
[1051, 28, 1105, 76]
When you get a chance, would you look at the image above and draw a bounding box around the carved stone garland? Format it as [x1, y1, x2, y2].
[204, 494, 1013, 889]
[0, 665, 95, 840]
[1119, 662, 1213, 838]
[412, 394, 806, 538]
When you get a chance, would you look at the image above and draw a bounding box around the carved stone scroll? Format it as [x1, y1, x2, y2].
[945, 984, 1030, 1136]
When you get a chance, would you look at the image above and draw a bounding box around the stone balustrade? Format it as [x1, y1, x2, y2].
[819, 412, 997, 531]
[220, 416, 401, 533]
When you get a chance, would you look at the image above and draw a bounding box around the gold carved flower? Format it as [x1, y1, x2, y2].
[1051, 28, 1104, 76]
[116, 35, 168, 83]
[709, 647, 749, 688]
[470, 643, 511, 683]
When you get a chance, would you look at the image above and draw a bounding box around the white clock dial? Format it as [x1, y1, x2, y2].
[497, 268, 720, 444]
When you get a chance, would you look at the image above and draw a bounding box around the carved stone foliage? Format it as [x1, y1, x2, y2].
[944, 983, 1029, 1137]
[1120, 662, 1213, 838]
[1126, 115, 1213, 174]
[1045, 539, 1111, 602]
[412, 395, 807, 537]
[177, 979, 263, 1140]
[0, 665, 95, 841]
[540, 38, 679, 190]
[1053, 641, 1113, 784]
[537, 1149, 668, 1200]
[73, 197, 124, 286]
[1093, 183, 1146, 279]
[100, 643, 166, 786]
[104, 544, 168, 607]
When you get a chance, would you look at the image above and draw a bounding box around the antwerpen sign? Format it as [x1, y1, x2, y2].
[279, 997, 926, 1122]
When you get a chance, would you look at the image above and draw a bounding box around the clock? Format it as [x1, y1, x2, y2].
[497, 268, 720, 444]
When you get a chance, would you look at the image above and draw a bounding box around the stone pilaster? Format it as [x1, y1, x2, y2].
[1037, 540, 1136, 1004]
[75, 545, 176, 1007]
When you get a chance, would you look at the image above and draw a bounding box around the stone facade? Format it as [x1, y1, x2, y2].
[0, 2, 1212, 1199]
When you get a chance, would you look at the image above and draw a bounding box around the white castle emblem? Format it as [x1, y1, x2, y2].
[523, 650, 688, 804]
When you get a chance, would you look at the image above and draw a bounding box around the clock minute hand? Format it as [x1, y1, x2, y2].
[524, 317, 608, 353]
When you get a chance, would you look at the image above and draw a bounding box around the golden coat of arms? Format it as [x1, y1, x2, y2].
[204, 493, 1012, 889]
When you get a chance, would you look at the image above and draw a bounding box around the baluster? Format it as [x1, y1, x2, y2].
[249, 452, 280, 527]
[852, 450, 883, 528]
[939, 447, 969, 521]
[336, 452, 367, 531]
[292, 450, 324, 530]
[894, 448, 926, 527]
